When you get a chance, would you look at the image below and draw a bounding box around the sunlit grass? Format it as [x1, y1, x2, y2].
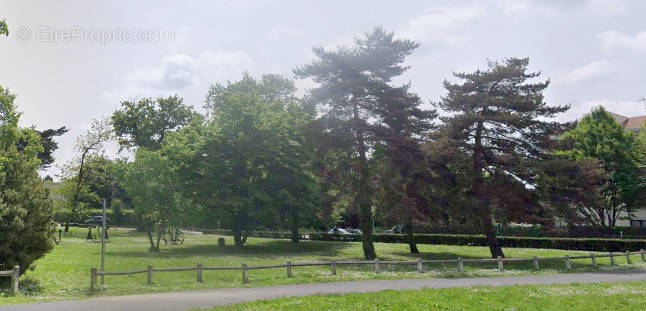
[1, 227, 644, 305]
[209, 281, 646, 311]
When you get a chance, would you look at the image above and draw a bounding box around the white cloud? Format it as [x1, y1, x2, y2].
[103, 50, 252, 102]
[264, 25, 303, 41]
[584, 0, 626, 17]
[495, 0, 558, 18]
[399, 6, 484, 45]
[553, 61, 616, 85]
[598, 30, 646, 53]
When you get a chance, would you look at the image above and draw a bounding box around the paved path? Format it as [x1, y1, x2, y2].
[3, 270, 645, 311]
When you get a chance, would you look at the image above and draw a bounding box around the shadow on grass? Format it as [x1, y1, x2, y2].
[108, 239, 355, 259]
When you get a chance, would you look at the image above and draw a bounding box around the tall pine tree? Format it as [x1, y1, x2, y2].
[295, 28, 421, 259]
[435, 58, 569, 258]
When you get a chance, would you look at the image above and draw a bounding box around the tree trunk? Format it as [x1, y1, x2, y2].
[481, 206, 504, 258]
[233, 210, 248, 247]
[407, 219, 419, 254]
[354, 103, 377, 260]
[155, 224, 163, 251]
[473, 122, 504, 258]
[289, 205, 300, 244]
[146, 229, 157, 252]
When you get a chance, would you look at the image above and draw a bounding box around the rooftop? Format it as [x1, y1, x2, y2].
[610, 112, 646, 132]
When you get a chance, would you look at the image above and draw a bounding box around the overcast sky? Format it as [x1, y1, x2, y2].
[1, 0, 645, 177]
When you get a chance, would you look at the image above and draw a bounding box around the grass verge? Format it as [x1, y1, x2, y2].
[209, 281, 646, 310]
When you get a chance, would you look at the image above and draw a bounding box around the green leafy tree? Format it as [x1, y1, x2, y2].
[434, 58, 569, 258]
[121, 150, 187, 252]
[0, 85, 55, 274]
[559, 107, 645, 227]
[167, 74, 318, 247]
[17, 127, 69, 170]
[66, 119, 112, 231]
[112, 95, 196, 151]
[295, 28, 420, 259]
[538, 156, 607, 226]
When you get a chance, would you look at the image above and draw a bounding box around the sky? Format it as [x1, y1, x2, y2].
[1, 0, 646, 177]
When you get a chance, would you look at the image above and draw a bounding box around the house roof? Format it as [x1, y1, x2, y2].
[609, 112, 646, 132]
[623, 115, 646, 131]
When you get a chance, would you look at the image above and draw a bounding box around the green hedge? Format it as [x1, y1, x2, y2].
[201, 230, 646, 252]
[371, 234, 646, 252]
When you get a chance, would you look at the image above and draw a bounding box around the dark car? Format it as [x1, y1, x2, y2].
[84, 216, 110, 226]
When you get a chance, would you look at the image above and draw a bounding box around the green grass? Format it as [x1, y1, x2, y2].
[1, 227, 644, 305]
[209, 281, 646, 310]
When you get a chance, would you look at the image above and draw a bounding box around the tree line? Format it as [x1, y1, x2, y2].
[3, 25, 646, 273]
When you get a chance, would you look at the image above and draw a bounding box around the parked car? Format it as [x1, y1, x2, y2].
[84, 216, 110, 226]
[326, 228, 362, 240]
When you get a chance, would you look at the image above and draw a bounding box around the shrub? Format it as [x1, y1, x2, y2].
[201, 229, 646, 252]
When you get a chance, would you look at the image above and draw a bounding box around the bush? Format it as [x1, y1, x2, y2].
[372, 234, 646, 252]
[201, 229, 646, 252]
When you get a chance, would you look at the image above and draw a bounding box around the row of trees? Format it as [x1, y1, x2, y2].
[59, 28, 646, 259]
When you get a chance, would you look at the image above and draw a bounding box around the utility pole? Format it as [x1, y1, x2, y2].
[100, 198, 106, 287]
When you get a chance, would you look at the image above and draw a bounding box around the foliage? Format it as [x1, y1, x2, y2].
[121, 149, 188, 251]
[166, 73, 318, 246]
[0, 19, 7, 36]
[35, 127, 68, 169]
[295, 27, 423, 259]
[559, 107, 645, 227]
[0, 85, 55, 274]
[64, 118, 112, 226]
[434, 57, 569, 258]
[111, 95, 196, 151]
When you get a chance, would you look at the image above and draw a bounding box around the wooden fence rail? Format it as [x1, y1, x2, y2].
[0, 266, 20, 295]
[89, 249, 646, 294]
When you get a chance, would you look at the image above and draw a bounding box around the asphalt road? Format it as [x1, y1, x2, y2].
[2, 270, 645, 311]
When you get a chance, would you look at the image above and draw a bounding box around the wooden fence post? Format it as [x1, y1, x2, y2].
[416, 258, 423, 274]
[331, 260, 337, 276]
[533, 256, 539, 270]
[497, 256, 503, 271]
[590, 253, 597, 267]
[625, 251, 632, 265]
[11, 266, 19, 295]
[374, 259, 381, 274]
[457, 257, 464, 273]
[147, 265, 153, 285]
[197, 263, 203, 283]
[242, 264, 249, 284]
[287, 261, 293, 278]
[609, 252, 615, 266]
[565, 256, 572, 269]
[641, 249, 645, 262]
[218, 238, 225, 248]
[90, 268, 97, 294]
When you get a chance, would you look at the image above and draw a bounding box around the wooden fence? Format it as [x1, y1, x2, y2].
[0, 266, 20, 295]
[90, 250, 646, 294]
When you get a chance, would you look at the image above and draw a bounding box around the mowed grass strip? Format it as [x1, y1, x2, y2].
[1, 227, 645, 305]
[208, 281, 646, 311]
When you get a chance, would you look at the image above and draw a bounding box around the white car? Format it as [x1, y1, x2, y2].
[326, 228, 362, 240]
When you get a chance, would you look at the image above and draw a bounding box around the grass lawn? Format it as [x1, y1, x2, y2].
[1, 227, 644, 305]
[208, 281, 646, 311]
